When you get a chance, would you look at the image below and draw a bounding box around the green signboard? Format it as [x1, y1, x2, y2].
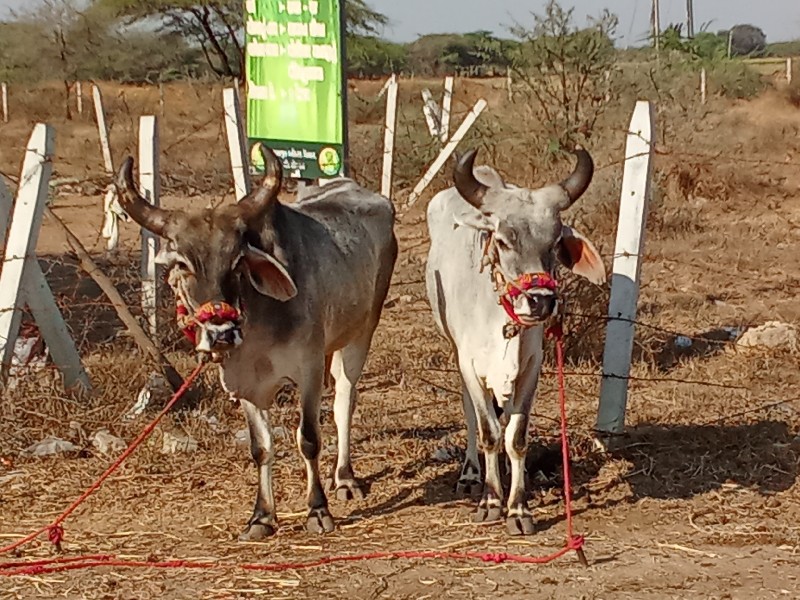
[245, 0, 348, 180]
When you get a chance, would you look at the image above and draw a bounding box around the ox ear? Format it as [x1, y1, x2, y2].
[452, 204, 494, 232]
[557, 226, 606, 285]
[242, 244, 298, 301]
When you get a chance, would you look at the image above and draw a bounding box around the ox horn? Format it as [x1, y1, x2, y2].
[453, 148, 489, 210]
[239, 144, 283, 223]
[115, 157, 171, 237]
[558, 146, 594, 208]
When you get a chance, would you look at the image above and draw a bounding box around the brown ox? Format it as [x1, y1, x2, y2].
[115, 148, 398, 539]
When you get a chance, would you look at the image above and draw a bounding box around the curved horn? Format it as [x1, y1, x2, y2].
[115, 157, 171, 236]
[558, 146, 594, 208]
[239, 144, 283, 223]
[453, 148, 489, 210]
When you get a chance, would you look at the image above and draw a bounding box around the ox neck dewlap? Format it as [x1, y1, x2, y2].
[479, 231, 560, 340]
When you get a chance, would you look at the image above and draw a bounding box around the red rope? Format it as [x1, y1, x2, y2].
[0, 547, 581, 577]
[0, 326, 587, 577]
[548, 323, 588, 566]
[0, 363, 205, 556]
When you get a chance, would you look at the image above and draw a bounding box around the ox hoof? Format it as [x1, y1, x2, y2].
[238, 522, 277, 542]
[306, 508, 335, 534]
[325, 471, 366, 502]
[474, 505, 504, 523]
[335, 480, 365, 502]
[506, 514, 536, 536]
[455, 477, 482, 498]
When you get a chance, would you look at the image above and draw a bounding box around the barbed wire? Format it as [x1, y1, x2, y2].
[703, 396, 800, 426]
[561, 310, 742, 346]
[2, 87, 797, 406]
[410, 360, 751, 392]
[0, 250, 763, 355]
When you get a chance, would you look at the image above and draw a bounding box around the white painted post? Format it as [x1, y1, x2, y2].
[377, 74, 393, 100]
[93, 84, 127, 252]
[23, 265, 91, 391]
[0, 176, 10, 247]
[405, 98, 488, 209]
[700, 68, 707, 105]
[596, 101, 656, 435]
[138, 116, 160, 340]
[787, 58, 793, 85]
[604, 70, 611, 103]
[506, 70, 513, 103]
[76, 81, 83, 116]
[1, 83, 7, 123]
[223, 86, 252, 202]
[0, 142, 90, 390]
[421, 88, 442, 138]
[381, 75, 399, 199]
[440, 76, 454, 142]
[92, 85, 114, 175]
[0, 125, 54, 376]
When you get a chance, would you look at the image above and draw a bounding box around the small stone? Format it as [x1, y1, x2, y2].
[234, 428, 250, 449]
[400, 295, 414, 304]
[21, 437, 80, 457]
[432, 447, 456, 462]
[736, 321, 798, 351]
[161, 431, 198, 454]
[91, 429, 127, 455]
[723, 326, 744, 339]
[190, 411, 225, 433]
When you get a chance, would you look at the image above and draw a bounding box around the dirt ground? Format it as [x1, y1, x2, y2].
[1, 78, 800, 598]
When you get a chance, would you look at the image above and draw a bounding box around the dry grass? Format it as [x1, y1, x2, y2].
[1, 77, 800, 598]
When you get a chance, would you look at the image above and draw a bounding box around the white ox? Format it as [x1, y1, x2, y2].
[115, 147, 397, 540]
[425, 148, 606, 534]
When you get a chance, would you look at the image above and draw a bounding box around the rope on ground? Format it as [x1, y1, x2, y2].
[0, 329, 587, 576]
[0, 362, 206, 556]
[0, 547, 585, 577]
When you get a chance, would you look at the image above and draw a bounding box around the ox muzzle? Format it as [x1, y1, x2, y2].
[499, 272, 559, 337]
[177, 301, 243, 357]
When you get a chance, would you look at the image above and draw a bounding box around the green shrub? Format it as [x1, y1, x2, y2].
[706, 61, 765, 99]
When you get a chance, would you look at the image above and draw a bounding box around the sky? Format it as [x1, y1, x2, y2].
[368, 0, 800, 47]
[0, 0, 798, 47]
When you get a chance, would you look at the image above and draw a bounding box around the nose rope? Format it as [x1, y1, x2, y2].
[498, 272, 558, 339]
[167, 270, 242, 346]
[176, 300, 242, 346]
[479, 232, 559, 339]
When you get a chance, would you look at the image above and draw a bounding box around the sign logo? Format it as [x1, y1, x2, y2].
[318, 147, 341, 176]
